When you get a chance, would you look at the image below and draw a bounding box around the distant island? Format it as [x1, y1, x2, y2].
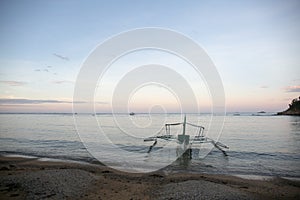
[277, 96, 300, 116]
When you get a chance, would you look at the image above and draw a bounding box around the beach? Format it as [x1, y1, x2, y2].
[1, 0, 300, 199]
[1, 155, 299, 200]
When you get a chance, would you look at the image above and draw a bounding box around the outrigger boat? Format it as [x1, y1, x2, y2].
[144, 115, 229, 157]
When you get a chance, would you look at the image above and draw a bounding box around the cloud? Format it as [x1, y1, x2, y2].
[0, 98, 86, 104]
[285, 85, 300, 93]
[35, 67, 53, 73]
[0, 98, 107, 105]
[0, 81, 27, 86]
[95, 101, 109, 104]
[260, 85, 269, 88]
[53, 53, 69, 61]
[52, 80, 74, 84]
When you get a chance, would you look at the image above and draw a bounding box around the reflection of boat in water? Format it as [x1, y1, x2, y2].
[144, 115, 229, 157]
[129, 112, 135, 116]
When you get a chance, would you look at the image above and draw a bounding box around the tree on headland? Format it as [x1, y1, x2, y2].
[278, 96, 300, 116]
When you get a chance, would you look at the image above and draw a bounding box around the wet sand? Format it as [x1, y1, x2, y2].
[0, 156, 299, 199]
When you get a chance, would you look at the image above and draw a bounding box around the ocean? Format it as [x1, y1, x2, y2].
[0, 113, 299, 179]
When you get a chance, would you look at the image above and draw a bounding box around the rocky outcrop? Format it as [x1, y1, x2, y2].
[277, 97, 300, 116]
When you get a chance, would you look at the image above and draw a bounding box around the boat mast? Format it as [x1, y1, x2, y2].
[183, 114, 186, 136]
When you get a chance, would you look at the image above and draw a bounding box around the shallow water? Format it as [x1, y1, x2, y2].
[0, 113, 299, 177]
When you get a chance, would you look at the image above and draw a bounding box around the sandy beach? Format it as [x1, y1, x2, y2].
[0, 155, 299, 200]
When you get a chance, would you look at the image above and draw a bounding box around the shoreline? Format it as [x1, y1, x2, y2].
[2, 152, 299, 181]
[1, 155, 299, 199]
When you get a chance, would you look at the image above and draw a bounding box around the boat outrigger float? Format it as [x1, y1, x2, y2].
[144, 115, 229, 157]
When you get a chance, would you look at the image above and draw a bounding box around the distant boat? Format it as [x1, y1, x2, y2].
[129, 112, 135, 116]
[258, 111, 266, 113]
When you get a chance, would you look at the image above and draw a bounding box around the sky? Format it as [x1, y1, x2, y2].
[0, 0, 299, 113]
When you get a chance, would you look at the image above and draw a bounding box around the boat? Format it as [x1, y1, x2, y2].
[129, 112, 135, 116]
[144, 115, 229, 156]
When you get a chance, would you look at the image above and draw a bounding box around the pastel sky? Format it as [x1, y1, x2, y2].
[0, 0, 299, 113]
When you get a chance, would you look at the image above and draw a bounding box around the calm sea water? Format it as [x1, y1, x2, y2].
[0, 113, 299, 178]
